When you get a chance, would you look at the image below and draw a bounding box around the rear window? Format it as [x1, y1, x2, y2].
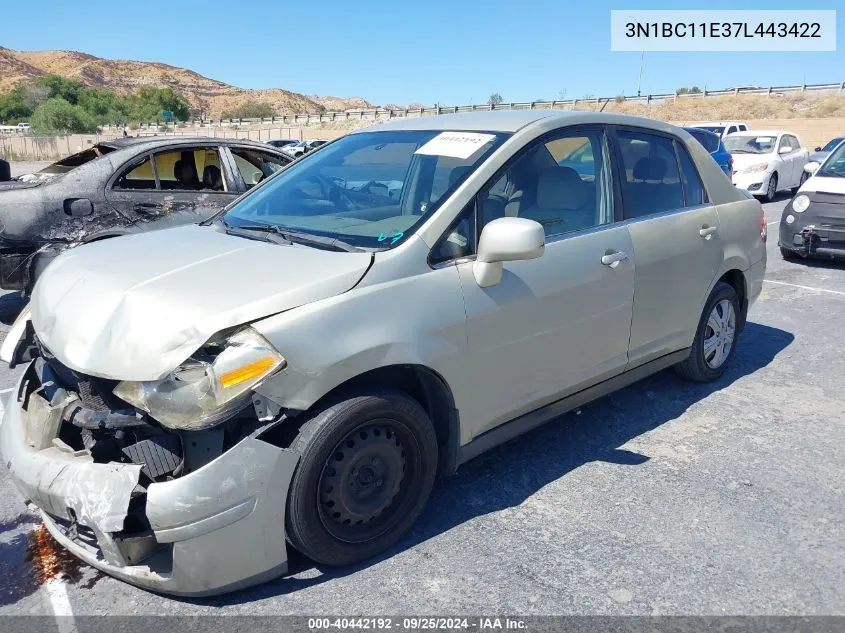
[685, 129, 720, 153]
[37, 143, 118, 175]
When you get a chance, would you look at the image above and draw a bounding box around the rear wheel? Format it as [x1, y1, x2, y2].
[780, 246, 797, 260]
[675, 282, 740, 382]
[764, 173, 778, 202]
[285, 391, 438, 566]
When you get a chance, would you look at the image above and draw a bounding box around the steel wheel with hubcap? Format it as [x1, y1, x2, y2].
[675, 281, 741, 382]
[285, 391, 438, 566]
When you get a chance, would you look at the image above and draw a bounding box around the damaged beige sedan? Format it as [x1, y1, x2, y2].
[0, 110, 766, 595]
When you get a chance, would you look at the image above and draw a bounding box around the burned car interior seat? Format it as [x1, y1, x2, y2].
[171, 157, 201, 190]
[203, 165, 224, 191]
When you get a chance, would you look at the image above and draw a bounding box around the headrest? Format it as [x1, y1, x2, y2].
[632, 156, 667, 182]
[536, 166, 587, 210]
[448, 166, 472, 187]
[203, 164, 222, 189]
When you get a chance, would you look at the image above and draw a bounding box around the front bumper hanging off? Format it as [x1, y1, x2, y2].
[0, 360, 300, 596]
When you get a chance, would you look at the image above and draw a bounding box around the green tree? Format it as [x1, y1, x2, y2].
[221, 100, 277, 119]
[37, 74, 85, 104]
[77, 87, 131, 125]
[30, 97, 98, 133]
[128, 86, 191, 122]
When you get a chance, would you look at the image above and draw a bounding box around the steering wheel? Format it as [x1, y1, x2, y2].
[314, 174, 356, 210]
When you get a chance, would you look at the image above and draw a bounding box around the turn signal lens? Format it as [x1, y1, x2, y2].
[219, 357, 278, 388]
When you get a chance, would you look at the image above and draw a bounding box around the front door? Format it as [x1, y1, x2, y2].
[613, 127, 724, 366]
[455, 126, 636, 441]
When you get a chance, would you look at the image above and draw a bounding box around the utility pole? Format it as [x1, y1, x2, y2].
[636, 51, 645, 97]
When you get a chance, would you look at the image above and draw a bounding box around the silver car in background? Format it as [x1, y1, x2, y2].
[1, 110, 766, 596]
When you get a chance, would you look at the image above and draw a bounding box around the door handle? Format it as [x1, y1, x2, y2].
[601, 250, 628, 268]
[699, 225, 718, 239]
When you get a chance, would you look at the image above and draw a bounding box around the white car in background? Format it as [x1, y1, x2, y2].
[726, 131, 810, 202]
[689, 121, 748, 139]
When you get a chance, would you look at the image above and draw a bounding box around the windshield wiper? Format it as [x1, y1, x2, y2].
[219, 220, 293, 245]
[221, 219, 362, 252]
[275, 228, 363, 252]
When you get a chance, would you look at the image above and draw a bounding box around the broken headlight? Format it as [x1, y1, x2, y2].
[113, 328, 285, 431]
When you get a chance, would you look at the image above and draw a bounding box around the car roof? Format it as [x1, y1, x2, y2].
[100, 136, 281, 152]
[357, 109, 687, 135]
[728, 130, 791, 137]
[684, 127, 719, 138]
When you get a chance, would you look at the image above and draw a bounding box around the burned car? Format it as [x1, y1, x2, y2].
[0, 137, 291, 293]
[779, 139, 845, 261]
[1, 111, 765, 596]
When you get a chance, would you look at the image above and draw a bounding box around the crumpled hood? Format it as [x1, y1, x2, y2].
[731, 153, 774, 173]
[30, 224, 372, 381]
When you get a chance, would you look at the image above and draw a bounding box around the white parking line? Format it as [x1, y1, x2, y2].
[0, 387, 14, 394]
[45, 581, 77, 633]
[765, 279, 845, 296]
[767, 220, 780, 225]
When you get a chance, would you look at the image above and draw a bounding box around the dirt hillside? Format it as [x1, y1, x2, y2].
[0, 47, 372, 118]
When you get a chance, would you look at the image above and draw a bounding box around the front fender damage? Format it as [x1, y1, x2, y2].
[1, 361, 302, 596]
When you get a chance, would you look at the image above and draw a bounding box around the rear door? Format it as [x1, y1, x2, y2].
[612, 126, 723, 367]
[107, 145, 239, 230]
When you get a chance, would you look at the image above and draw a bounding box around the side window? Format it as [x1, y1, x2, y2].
[738, 124, 748, 132]
[232, 149, 289, 190]
[778, 136, 791, 152]
[478, 129, 613, 238]
[617, 129, 683, 218]
[727, 126, 737, 136]
[430, 204, 476, 265]
[115, 155, 155, 190]
[676, 142, 708, 206]
[153, 147, 225, 191]
[789, 135, 801, 150]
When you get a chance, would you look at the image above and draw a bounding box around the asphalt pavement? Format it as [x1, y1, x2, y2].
[0, 194, 843, 617]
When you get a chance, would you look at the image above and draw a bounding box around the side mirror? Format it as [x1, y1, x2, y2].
[804, 161, 820, 175]
[814, 146, 822, 152]
[473, 217, 545, 287]
[63, 198, 93, 217]
[778, 146, 791, 155]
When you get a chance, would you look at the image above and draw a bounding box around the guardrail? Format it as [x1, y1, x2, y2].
[100, 81, 845, 131]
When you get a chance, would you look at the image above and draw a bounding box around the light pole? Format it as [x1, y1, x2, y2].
[636, 51, 645, 97]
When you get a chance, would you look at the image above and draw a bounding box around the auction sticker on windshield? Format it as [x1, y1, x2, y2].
[415, 132, 497, 159]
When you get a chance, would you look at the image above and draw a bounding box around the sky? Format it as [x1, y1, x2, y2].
[1, 0, 842, 107]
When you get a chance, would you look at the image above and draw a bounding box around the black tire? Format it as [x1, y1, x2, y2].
[285, 390, 438, 566]
[780, 246, 797, 260]
[791, 171, 808, 195]
[764, 173, 778, 202]
[674, 281, 741, 382]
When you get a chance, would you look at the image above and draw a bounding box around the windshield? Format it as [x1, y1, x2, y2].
[724, 135, 776, 155]
[817, 142, 845, 178]
[696, 126, 725, 136]
[223, 130, 507, 248]
[821, 137, 845, 152]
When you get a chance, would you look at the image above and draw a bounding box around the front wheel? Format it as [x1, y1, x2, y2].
[764, 173, 778, 202]
[675, 281, 740, 382]
[285, 391, 438, 566]
[780, 246, 797, 260]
